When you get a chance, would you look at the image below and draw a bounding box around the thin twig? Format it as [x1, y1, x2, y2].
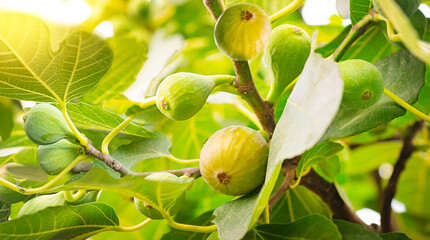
[268, 157, 300, 211]
[333, 9, 377, 62]
[300, 170, 378, 232]
[134, 167, 201, 178]
[380, 120, 424, 233]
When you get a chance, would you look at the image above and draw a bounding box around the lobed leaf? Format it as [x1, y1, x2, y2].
[0, 203, 119, 240]
[0, 12, 112, 103]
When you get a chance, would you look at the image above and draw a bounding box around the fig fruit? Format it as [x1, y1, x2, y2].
[338, 59, 384, 109]
[134, 192, 185, 219]
[156, 73, 234, 121]
[264, 24, 311, 103]
[24, 104, 74, 145]
[0, 163, 27, 203]
[37, 139, 85, 175]
[214, 3, 271, 60]
[200, 126, 269, 196]
[374, 0, 421, 17]
[18, 192, 66, 217]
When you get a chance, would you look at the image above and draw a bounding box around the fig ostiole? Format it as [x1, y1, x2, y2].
[199, 126, 269, 196]
[134, 192, 185, 219]
[24, 104, 75, 145]
[338, 59, 384, 109]
[156, 73, 235, 121]
[264, 24, 311, 104]
[374, 0, 421, 17]
[214, 2, 271, 61]
[0, 163, 28, 203]
[37, 139, 85, 175]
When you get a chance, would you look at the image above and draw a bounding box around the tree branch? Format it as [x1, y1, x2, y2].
[333, 9, 377, 62]
[85, 138, 201, 178]
[203, 0, 276, 136]
[301, 170, 378, 232]
[380, 120, 424, 233]
[268, 157, 300, 211]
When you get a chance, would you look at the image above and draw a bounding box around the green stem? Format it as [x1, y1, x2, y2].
[262, 205, 270, 224]
[374, 13, 401, 42]
[384, 88, 430, 123]
[101, 97, 156, 154]
[269, 0, 306, 23]
[0, 155, 89, 195]
[165, 155, 200, 164]
[203, 0, 226, 21]
[333, 9, 377, 62]
[163, 213, 217, 233]
[213, 75, 236, 86]
[63, 189, 87, 202]
[101, 115, 137, 154]
[61, 103, 88, 147]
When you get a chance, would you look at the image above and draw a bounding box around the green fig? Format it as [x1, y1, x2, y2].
[374, 0, 421, 17]
[24, 104, 75, 145]
[200, 126, 269, 196]
[264, 24, 311, 104]
[134, 192, 185, 219]
[18, 190, 100, 217]
[156, 73, 234, 121]
[214, 3, 271, 60]
[338, 59, 384, 109]
[37, 139, 85, 175]
[18, 192, 66, 217]
[0, 163, 28, 203]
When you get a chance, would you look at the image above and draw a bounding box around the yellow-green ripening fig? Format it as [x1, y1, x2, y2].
[0, 163, 28, 203]
[37, 139, 85, 175]
[200, 126, 269, 196]
[156, 73, 234, 121]
[24, 103, 75, 145]
[338, 59, 384, 109]
[214, 2, 271, 61]
[265, 24, 311, 104]
[134, 192, 185, 219]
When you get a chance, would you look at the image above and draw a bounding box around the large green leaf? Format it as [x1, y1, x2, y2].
[380, 233, 412, 240]
[0, 203, 119, 240]
[316, 25, 397, 63]
[270, 186, 332, 224]
[111, 135, 173, 169]
[324, 50, 426, 139]
[397, 152, 430, 217]
[212, 49, 344, 240]
[334, 219, 382, 240]
[0, 98, 15, 141]
[82, 37, 147, 105]
[0, 125, 35, 150]
[296, 141, 343, 179]
[248, 215, 342, 239]
[0, 12, 112, 103]
[66, 103, 156, 138]
[63, 168, 194, 215]
[350, 0, 373, 25]
[345, 141, 402, 174]
[0, 202, 10, 223]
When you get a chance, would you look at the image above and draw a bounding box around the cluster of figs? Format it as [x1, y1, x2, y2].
[9, 1, 420, 220]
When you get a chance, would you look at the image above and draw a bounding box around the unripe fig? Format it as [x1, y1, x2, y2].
[200, 126, 269, 196]
[24, 104, 74, 145]
[156, 73, 234, 121]
[37, 139, 85, 175]
[134, 192, 185, 219]
[214, 3, 271, 60]
[264, 24, 311, 103]
[374, 0, 421, 17]
[0, 163, 27, 203]
[18, 192, 66, 217]
[338, 59, 384, 109]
